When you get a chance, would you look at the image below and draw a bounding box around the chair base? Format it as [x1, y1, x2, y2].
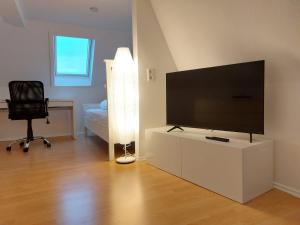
[6, 136, 51, 152]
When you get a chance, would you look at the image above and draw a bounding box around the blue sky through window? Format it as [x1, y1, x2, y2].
[55, 36, 90, 76]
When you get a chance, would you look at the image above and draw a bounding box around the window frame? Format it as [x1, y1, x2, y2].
[50, 33, 96, 87]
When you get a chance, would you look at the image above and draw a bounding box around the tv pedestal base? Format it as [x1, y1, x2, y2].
[145, 127, 273, 203]
[167, 126, 184, 132]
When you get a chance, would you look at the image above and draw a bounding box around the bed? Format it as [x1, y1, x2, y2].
[83, 102, 108, 142]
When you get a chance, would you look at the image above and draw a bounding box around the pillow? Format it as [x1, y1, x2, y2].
[99, 99, 108, 110]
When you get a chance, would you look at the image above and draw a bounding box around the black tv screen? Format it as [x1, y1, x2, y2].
[166, 60, 264, 134]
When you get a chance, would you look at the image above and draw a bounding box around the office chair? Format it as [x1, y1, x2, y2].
[6, 81, 51, 152]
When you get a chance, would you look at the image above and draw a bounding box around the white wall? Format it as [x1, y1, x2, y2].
[132, 0, 177, 157]
[0, 19, 132, 138]
[148, 0, 300, 193]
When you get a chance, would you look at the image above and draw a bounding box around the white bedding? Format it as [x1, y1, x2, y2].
[84, 107, 108, 142]
[85, 108, 108, 126]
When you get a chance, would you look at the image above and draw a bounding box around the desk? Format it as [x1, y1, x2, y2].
[0, 99, 76, 139]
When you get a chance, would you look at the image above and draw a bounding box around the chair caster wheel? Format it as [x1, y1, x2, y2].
[43, 140, 47, 144]
[6, 146, 11, 151]
[23, 147, 29, 152]
[46, 143, 51, 148]
[19, 142, 24, 147]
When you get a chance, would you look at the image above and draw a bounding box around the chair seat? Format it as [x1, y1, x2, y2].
[9, 112, 48, 120]
[8, 101, 48, 120]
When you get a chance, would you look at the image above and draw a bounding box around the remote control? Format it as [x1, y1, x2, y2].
[205, 136, 230, 142]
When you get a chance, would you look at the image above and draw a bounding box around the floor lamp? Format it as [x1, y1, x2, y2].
[111, 47, 137, 164]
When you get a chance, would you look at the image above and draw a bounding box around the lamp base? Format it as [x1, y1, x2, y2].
[116, 155, 136, 164]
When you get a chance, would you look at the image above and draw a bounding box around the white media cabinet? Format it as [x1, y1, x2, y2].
[145, 127, 273, 203]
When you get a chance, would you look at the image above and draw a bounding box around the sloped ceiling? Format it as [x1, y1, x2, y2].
[1, 0, 132, 31]
[0, 0, 25, 27]
[150, 0, 300, 70]
[20, 0, 132, 31]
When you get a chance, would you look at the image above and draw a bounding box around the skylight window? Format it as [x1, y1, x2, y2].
[52, 35, 95, 86]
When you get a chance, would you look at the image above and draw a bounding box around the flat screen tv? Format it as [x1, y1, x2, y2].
[166, 60, 264, 135]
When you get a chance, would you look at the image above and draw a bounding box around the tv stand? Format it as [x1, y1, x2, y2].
[167, 126, 184, 132]
[145, 127, 273, 203]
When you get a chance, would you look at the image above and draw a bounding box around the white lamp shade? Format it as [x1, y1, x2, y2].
[110, 47, 137, 145]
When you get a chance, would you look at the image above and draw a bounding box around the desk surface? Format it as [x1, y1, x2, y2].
[0, 99, 76, 138]
[0, 99, 74, 109]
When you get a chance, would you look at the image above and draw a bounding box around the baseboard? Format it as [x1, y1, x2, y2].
[273, 182, 300, 198]
[136, 156, 146, 161]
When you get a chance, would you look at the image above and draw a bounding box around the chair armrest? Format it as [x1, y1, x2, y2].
[5, 100, 12, 118]
[5, 99, 11, 109]
[45, 98, 49, 112]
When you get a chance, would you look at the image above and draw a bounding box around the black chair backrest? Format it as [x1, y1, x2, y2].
[7, 81, 48, 120]
[9, 81, 45, 102]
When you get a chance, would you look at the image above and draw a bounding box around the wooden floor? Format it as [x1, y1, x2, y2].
[0, 136, 300, 225]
